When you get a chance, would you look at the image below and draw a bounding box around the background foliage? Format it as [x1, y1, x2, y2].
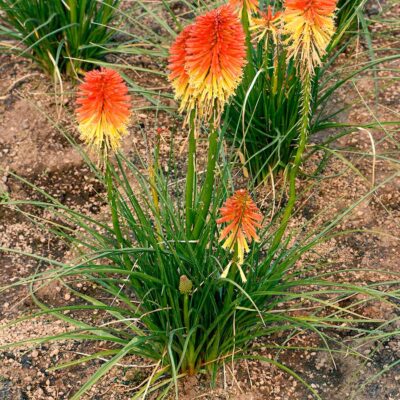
[0, 0, 120, 78]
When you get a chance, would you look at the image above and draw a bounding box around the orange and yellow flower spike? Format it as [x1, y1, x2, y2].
[284, 0, 338, 76]
[217, 189, 263, 282]
[251, 6, 283, 45]
[168, 4, 246, 121]
[76, 68, 131, 158]
[185, 4, 247, 120]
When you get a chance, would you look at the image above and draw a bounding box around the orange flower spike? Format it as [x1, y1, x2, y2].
[168, 24, 196, 113]
[76, 68, 131, 157]
[284, 0, 338, 75]
[185, 4, 246, 119]
[251, 6, 283, 45]
[217, 190, 263, 279]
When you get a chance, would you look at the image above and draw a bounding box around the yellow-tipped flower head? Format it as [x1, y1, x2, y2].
[76, 68, 131, 158]
[217, 190, 263, 282]
[168, 5, 247, 121]
[284, 0, 338, 76]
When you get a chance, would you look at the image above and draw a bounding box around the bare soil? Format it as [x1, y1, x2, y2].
[0, 1, 399, 399]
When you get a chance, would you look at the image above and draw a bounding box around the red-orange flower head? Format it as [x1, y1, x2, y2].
[168, 5, 246, 120]
[217, 189, 263, 267]
[229, 0, 259, 15]
[76, 68, 131, 157]
[186, 4, 247, 119]
[251, 6, 283, 45]
[284, 0, 338, 75]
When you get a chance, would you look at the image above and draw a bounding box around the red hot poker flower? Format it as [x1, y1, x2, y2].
[217, 189, 263, 281]
[76, 68, 131, 157]
[286, 0, 337, 22]
[184, 4, 246, 120]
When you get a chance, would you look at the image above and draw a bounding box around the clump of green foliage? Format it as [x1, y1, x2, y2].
[225, 0, 370, 183]
[0, 0, 120, 78]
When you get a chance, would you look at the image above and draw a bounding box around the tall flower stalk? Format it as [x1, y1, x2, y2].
[272, 0, 338, 248]
[75, 67, 133, 269]
[166, 5, 247, 374]
[168, 4, 246, 238]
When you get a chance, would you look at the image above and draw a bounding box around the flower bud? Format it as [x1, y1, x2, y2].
[179, 275, 193, 295]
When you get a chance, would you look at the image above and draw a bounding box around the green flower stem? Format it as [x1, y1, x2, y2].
[224, 264, 237, 308]
[223, 248, 239, 310]
[183, 293, 195, 374]
[106, 163, 133, 270]
[183, 294, 190, 334]
[241, 3, 252, 56]
[270, 72, 312, 251]
[150, 133, 163, 244]
[241, 3, 257, 95]
[192, 119, 219, 239]
[185, 110, 197, 235]
[206, 327, 221, 376]
[207, 251, 239, 374]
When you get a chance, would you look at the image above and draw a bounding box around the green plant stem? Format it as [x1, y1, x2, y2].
[106, 163, 133, 270]
[242, 4, 252, 59]
[207, 254, 239, 375]
[183, 294, 190, 334]
[192, 119, 219, 239]
[185, 110, 196, 235]
[241, 2, 257, 93]
[183, 293, 195, 374]
[270, 73, 312, 250]
[150, 132, 164, 244]
[223, 262, 238, 310]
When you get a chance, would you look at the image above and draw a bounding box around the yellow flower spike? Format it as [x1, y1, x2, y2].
[284, 0, 338, 77]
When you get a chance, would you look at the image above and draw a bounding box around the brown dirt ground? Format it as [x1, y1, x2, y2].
[0, 1, 399, 399]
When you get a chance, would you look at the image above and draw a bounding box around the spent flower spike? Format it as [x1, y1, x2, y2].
[168, 4, 246, 121]
[76, 68, 131, 159]
[217, 189, 263, 282]
[284, 0, 338, 76]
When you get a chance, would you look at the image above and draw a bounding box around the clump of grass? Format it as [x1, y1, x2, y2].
[0, 0, 121, 78]
[1, 127, 399, 398]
